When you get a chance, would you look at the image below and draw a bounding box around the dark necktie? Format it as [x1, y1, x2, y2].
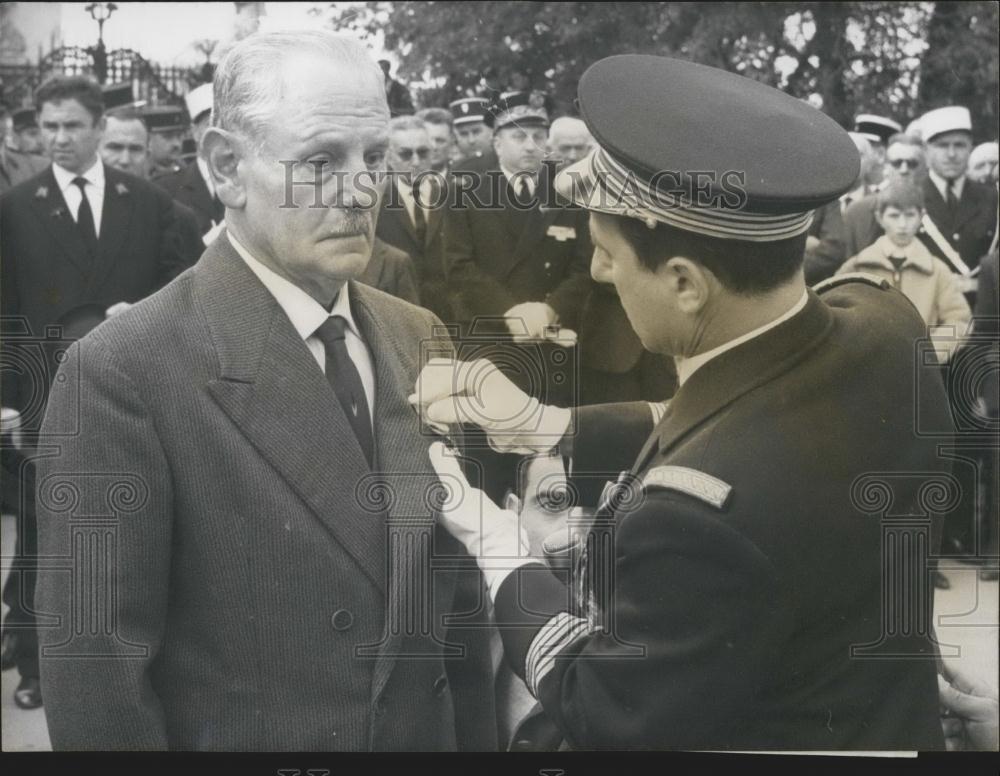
[314, 315, 374, 467]
[72, 177, 98, 257]
[411, 181, 427, 246]
[945, 180, 959, 223]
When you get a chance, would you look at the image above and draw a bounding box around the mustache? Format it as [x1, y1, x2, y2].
[327, 209, 373, 236]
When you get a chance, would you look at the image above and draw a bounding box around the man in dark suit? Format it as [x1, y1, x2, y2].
[33, 30, 495, 751]
[376, 116, 451, 319]
[915, 106, 999, 299]
[445, 91, 591, 337]
[0, 75, 189, 712]
[154, 83, 225, 242]
[416, 55, 953, 750]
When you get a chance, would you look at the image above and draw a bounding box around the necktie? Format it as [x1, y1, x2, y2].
[314, 315, 374, 467]
[945, 180, 958, 223]
[411, 181, 427, 246]
[72, 177, 98, 257]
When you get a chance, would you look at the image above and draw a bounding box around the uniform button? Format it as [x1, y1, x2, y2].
[953, 234, 960, 241]
[432, 674, 448, 697]
[331, 608, 353, 631]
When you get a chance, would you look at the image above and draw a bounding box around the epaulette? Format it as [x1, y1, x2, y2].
[642, 465, 732, 509]
[813, 272, 892, 294]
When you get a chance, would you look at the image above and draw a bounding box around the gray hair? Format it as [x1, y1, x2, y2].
[213, 30, 385, 150]
[416, 107, 453, 127]
[389, 115, 428, 134]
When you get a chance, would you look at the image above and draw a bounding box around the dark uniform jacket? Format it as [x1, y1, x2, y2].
[444, 157, 592, 326]
[34, 232, 497, 751]
[841, 194, 881, 261]
[1, 164, 190, 417]
[155, 161, 224, 239]
[918, 175, 998, 276]
[803, 199, 847, 285]
[494, 279, 952, 750]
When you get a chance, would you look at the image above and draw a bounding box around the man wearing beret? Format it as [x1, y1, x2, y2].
[415, 55, 954, 750]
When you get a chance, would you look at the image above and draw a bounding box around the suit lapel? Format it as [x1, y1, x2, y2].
[199, 234, 387, 593]
[350, 283, 453, 700]
[381, 193, 421, 256]
[89, 166, 133, 293]
[29, 168, 92, 276]
[631, 293, 834, 475]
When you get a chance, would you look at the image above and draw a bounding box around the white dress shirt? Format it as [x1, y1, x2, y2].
[675, 290, 809, 388]
[928, 169, 966, 203]
[227, 230, 376, 425]
[52, 157, 104, 237]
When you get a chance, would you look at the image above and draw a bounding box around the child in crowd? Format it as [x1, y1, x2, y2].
[837, 180, 972, 362]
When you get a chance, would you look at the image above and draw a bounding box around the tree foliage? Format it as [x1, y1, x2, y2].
[328, 1, 997, 137]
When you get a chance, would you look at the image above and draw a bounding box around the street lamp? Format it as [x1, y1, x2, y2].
[85, 2, 118, 84]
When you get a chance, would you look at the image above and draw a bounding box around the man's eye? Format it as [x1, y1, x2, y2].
[365, 151, 386, 166]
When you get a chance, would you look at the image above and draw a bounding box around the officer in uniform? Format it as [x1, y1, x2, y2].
[141, 104, 187, 179]
[155, 84, 225, 242]
[449, 97, 497, 169]
[912, 106, 998, 301]
[0, 108, 49, 194]
[415, 55, 953, 750]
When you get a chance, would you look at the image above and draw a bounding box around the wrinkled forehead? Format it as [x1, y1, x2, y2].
[391, 127, 430, 148]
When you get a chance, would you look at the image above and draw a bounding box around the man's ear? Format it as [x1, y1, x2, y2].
[663, 256, 714, 315]
[202, 127, 246, 209]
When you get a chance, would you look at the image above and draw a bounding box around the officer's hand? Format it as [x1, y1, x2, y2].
[504, 301, 557, 341]
[938, 664, 999, 751]
[410, 358, 572, 454]
[105, 301, 132, 317]
[428, 442, 529, 573]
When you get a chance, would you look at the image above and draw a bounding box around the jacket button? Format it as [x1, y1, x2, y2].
[953, 234, 960, 241]
[331, 608, 353, 631]
[433, 674, 448, 697]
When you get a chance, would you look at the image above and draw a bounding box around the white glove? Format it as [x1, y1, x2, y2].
[504, 301, 557, 341]
[105, 301, 133, 317]
[410, 358, 572, 454]
[429, 442, 533, 596]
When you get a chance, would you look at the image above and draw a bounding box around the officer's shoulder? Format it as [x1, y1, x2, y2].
[813, 272, 892, 296]
[638, 465, 733, 510]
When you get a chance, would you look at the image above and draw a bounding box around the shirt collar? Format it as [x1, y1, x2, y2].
[52, 157, 104, 191]
[675, 290, 809, 388]
[867, 235, 934, 274]
[928, 169, 966, 200]
[227, 229, 362, 343]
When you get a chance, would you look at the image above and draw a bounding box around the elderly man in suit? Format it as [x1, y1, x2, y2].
[33, 30, 496, 751]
